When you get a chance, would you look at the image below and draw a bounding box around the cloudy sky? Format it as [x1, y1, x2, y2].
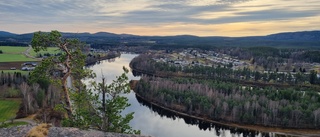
[1, 0, 319, 36]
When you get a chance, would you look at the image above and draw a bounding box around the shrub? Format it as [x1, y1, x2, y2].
[36, 89, 45, 108]
[27, 123, 51, 137]
[6, 88, 21, 98]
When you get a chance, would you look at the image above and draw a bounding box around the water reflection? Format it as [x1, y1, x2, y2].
[87, 54, 297, 137]
[135, 94, 274, 137]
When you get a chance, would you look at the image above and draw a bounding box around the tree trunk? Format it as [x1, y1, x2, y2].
[60, 42, 73, 118]
[62, 73, 73, 118]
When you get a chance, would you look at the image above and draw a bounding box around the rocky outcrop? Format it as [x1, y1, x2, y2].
[48, 127, 152, 137]
[0, 125, 34, 137]
[0, 125, 153, 137]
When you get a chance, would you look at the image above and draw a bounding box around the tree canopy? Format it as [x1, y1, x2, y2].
[30, 30, 139, 134]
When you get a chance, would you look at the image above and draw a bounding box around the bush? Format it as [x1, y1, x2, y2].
[36, 89, 45, 107]
[6, 88, 21, 98]
[0, 50, 3, 54]
[27, 123, 51, 137]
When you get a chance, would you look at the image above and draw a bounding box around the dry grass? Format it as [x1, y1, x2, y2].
[26, 114, 36, 119]
[27, 123, 51, 137]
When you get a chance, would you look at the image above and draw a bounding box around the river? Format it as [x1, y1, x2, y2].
[86, 54, 289, 137]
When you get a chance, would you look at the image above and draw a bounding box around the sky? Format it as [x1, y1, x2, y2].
[0, 0, 319, 36]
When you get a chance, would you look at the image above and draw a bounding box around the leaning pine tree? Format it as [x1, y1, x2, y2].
[29, 30, 139, 134]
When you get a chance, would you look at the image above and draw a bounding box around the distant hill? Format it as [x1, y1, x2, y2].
[0, 30, 319, 48]
[0, 31, 17, 37]
[265, 31, 320, 41]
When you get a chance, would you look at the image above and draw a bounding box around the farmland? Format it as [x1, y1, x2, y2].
[0, 99, 21, 122]
[0, 46, 36, 62]
[0, 46, 28, 54]
[0, 54, 36, 62]
[29, 47, 60, 57]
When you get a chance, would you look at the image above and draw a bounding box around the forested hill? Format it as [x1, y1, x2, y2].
[0, 30, 319, 48]
[0, 31, 16, 37]
[265, 31, 320, 41]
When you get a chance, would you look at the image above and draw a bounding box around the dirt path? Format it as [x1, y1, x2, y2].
[0, 61, 25, 70]
[23, 45, 41, 61]
[3, 118, 37, 125]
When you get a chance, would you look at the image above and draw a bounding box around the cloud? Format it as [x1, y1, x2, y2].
[107, 3, 231, 26]
[192, 8, 320, 24]
[0, 0, 319, 36]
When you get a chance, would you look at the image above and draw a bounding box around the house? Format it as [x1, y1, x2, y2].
[21, 62, 37, 71]
[21, 66, 35, 71]
[22, 62, 37, 67]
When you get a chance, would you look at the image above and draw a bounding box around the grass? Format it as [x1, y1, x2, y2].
[0, 46, 60, 63]
[0, 121, 28, 128]
[0, 46, 35, 62]
[1, 70, 30, 75]
[0, 54, 36, 62]
[30, 47, 60, 57]
[0, 46, 28, 54]
[0, 99, 21, 122]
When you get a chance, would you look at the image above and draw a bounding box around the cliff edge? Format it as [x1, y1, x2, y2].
[0, 125, 152, 137]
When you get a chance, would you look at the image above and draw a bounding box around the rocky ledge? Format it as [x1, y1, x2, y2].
[0, 125, 34, 137]
[0, 125, 153, 137]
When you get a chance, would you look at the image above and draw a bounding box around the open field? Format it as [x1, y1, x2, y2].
[1, 70, 30, 75]
[0, 99, 21, 122]
[0, 54, 36, 62]
[30, 47, 60, 57]
[0, 46, 28, 54]
[0, 121, 28, 128]
[0, 46, 40, 71]
[0, 46, 36, 62]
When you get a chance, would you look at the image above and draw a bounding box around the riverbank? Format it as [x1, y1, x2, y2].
[130, 80, 320, 136]
[86, 52, 120, 66]
[130, 66, 320, 91]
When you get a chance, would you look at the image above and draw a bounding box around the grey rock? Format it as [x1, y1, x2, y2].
[47, 127, 153, 137]
[0, 125, 33, 137]
[0, 125, 153, 137]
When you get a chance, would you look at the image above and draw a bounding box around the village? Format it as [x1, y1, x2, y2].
[151, 49, 320, 80]
[154, 49, 249, 70]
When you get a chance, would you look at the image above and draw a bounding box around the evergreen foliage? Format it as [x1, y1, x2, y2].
[135, 76, 320, 128]
[29, 30, 139, 134]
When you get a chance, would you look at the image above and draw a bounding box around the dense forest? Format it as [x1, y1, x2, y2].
[0, 42, 28, 46]
[131, 52, 320, 129]
[224, 47, 320, 64]
[1, 30, 320, 51]
[130, 54, 320, 87]
[134, 76, 320, 128]
[136, 94, 273, 137]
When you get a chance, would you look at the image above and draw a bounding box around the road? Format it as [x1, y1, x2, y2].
[23, 45, 41, 61]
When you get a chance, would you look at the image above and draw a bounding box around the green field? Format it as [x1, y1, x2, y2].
[0, 46, 28, 54]
[30, 47, 60, 57]
[0, 46, 36, 62]
[0, 99, 21, 122]
[0, 121, 28, 128]
[0, 46, 59, 63]
[0, 54, 36, 62]
[1, 70, 30, 75]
